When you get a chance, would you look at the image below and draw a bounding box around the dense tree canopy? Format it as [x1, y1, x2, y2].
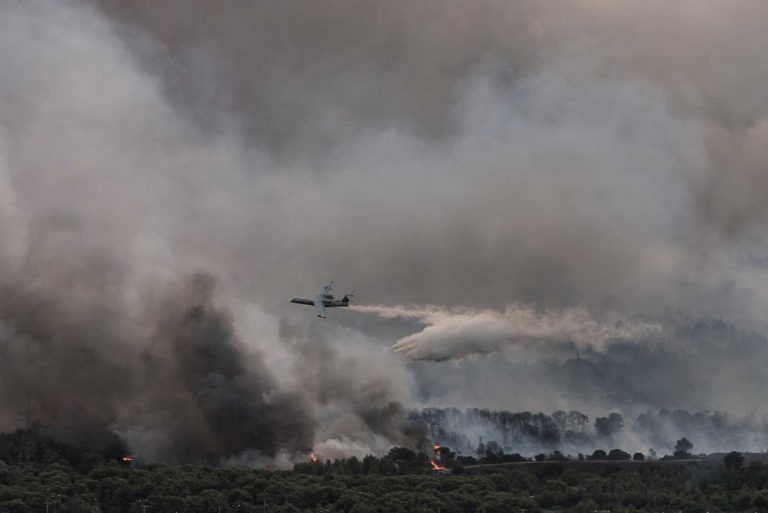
[0, 429, 766, 512]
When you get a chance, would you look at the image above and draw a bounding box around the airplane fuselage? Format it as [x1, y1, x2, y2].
[290, 297, 350, 307]
[290, 283, 353, 318]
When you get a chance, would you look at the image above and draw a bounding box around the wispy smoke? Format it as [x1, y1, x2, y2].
[419, 407, 768, 457]
[354, 304, 661, 360]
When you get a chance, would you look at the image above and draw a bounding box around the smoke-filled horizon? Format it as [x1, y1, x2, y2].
[2, 0, 768, 464]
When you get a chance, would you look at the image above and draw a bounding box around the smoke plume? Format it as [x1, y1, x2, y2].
[2, 0, 768, 462]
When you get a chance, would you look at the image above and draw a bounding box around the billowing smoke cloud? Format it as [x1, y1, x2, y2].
[0, 0, 350, 463]
[120, 273, 314, 462]
[354, 304, 660, 360]
[2, 0, 768, 463]
[276, 318, 427, 457]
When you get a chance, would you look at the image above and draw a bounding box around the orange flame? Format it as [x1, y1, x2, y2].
[431, 460, 447, 470]
[121, 455, 134, 462]
[310, 453, 318, 463]
[430, 442, 446, 470]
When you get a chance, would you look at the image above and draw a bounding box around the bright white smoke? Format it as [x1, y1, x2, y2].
[353, 304, 661, 360]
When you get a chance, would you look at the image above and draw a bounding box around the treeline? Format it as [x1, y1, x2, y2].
[635, 409, 768, 453]
[4, 428, 768, 512]
[2, 449, 768, 512]
[0, 427, 127, 471]
[412, 407, 768, 455]
[412, 408, 630, 456]
[295, 442, 697, 474]
[294, 447, 441, 476]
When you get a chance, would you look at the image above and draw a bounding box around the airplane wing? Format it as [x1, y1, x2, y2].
[313, 298, 327, 318]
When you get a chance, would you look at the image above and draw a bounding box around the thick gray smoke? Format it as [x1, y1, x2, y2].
[2, 0, 768, 462]
[121, 272, 314, 462]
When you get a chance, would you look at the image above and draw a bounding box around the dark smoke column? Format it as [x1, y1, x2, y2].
[132, 273, 314, 462]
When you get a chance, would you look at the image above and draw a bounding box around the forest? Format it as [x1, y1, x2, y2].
[414, 407, 768, 456]
[2, 429, 768, 513]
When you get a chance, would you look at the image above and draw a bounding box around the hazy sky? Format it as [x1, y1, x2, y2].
[2, 0, 768, 462]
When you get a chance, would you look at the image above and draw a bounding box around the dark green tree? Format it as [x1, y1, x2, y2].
[588, 449, 607, 460]
[595, 413, 624, 437]
[607, 449, 631, 460]
[674, 437, 693, 453]
[724, 451, 744, 469]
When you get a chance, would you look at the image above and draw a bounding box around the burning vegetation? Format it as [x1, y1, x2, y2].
[430, 443, 447, 471]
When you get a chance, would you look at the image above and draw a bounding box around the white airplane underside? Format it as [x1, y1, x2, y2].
[290, 282, 353, 318]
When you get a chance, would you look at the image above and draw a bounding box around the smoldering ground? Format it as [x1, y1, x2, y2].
[2, 0, 768, 463]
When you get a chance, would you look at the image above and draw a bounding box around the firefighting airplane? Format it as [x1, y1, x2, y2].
[290, 282, 354, 318]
